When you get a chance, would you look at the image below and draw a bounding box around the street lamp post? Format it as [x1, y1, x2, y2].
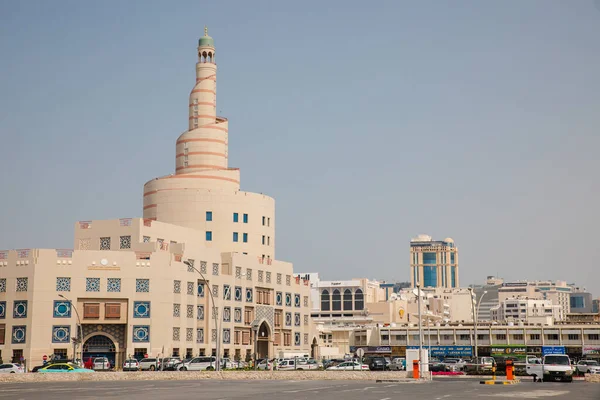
[468, 288, 488, 358]
[417, 284, 423, 379]
[184, 260, 221, 371]
[58, 294, 83, 363]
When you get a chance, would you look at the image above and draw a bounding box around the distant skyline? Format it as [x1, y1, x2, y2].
[0, 1, 599, 294]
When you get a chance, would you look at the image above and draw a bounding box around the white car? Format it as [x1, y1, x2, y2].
[0, 363, 25, 373]
[256, 359, 274, 370]
[92, 357, 111, 370]
[442, 358, 467, 372]
[326, 361, 369, 371]
[576, 360, 600, 374]
[526, 354, 573, 382]
[178, 356, 218, 371]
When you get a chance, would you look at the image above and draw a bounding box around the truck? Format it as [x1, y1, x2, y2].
[526, 354, 573, 382]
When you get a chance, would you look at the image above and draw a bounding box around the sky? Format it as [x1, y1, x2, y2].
[0, 0, 599, 294]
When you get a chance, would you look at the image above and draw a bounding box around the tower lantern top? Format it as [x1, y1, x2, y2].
[198, 26, 214, 48]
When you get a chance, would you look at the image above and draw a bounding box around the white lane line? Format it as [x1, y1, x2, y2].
[380, 397, 391, 400]
[363, 386, 375, 390]
[384, 384, 397, 387]
[283, 385, 340, 393]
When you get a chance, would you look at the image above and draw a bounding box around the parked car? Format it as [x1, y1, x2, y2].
[139, 358, 161, 371]
[576, 360, 600, 375]
[0, 363, 25, 374]
[298, 359, 321, 370]
[220, 358, 247, 369]
[256, 359, 273, 370]
[159, 357, 181, 371]
[526, 354, 573, 382]
[38, 363, 94, 373]
[389, 358, 406, 371]
[442, 358, 467, 372]
[429, 358, 447, 372]
[178, 356, 218, 371]
[326, 361, 369, 371]
[366, 356, 388, 371]
[122, 359, 140, 371]
[463, 357, 496, 375]
[93, 357, 111, 370]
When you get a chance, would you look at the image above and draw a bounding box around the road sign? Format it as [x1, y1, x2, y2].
[43, 355, 48, 361]
[356, 348, 365, 358]
[144, 353, 149, 359]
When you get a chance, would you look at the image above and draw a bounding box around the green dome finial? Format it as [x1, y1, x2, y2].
[198, 26, 214, 47]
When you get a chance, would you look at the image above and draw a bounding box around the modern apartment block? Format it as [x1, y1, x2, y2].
[490, 298, 561, 325]
[409, 235, 458, 289]
[0, 29, 314, 367]
[498, 281, 572, 320]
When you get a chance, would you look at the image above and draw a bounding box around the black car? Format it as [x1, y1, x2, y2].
[366, 356, 388, 371]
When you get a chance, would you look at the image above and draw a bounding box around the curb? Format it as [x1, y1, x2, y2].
[480, 380, 520, 385]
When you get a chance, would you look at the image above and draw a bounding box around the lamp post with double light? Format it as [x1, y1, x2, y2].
[58, 294, 83, 363]
[183, 260, 221, 371]
[468, 288, 488, 358]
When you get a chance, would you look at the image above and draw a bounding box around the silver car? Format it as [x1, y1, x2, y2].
[139, 358, 161, 371]
[178, 356, 218, 371]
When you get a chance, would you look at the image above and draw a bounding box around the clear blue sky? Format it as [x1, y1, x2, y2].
[1, 0, 599, 294]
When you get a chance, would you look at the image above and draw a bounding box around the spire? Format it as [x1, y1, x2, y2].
[204, 26, 208, 36]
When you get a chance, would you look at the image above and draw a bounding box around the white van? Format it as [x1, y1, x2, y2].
[526, 354, 573, 382]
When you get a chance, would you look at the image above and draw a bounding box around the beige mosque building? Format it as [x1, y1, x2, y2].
[0, 29, 315, 367]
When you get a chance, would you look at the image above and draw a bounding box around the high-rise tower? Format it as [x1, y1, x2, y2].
[143, 29, 275, 260]
[409, 234, 459, 288]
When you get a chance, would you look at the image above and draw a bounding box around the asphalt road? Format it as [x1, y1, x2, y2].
[0, 379, 598, 400]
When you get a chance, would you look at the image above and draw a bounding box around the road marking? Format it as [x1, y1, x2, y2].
[384, 384, 397, 387]
[479, 390, 570, 399]
[283, 385, 339, 393]
[363, 386, 375, 390]
[380, 397, 391, 400]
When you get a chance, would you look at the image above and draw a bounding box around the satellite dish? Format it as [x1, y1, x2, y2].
[390, 293, 398, 301]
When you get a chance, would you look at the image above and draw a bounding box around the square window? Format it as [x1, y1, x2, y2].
[187, 305, 194, 318]
[133, 326, 150, 342]
[206, 231, 212, 241]
[245, 288, 253, 303]
[83, 303, 100, 319]
[100, 237, 111, 250]
[197, 305, 204, 320]
[173, 304, 181, 317]
[105, 303, 121, 318]
[243, 233, 248, 243]
[234, 286, 242, 301]
[56, 277, 71, 292]
[52, 325, 70, 343]
[233, 213, 239, 223]
[136, 279, 150, 293]
[187, 282, 194, 295]
[12, 326, 26, 344]
[120, 235, 131, 249]
[233, 232, 238, 242]
[13, 301, 27, 318]
[197, 328, 204, 344]
[143, 236, 151, 243]
[206, 211, 212, 221]
[107, 278, 121, 292]
[86, 278, 100, 292]
[133, 301, 151, 318]
[243, 214, 248, 223]
[16, 277, 28, 292]
[174, 280, 181, 294]
[212, 263, 219, 276]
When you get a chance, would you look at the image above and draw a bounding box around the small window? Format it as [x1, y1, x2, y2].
[268, 218, 270, 227]
[243, 233, 248, 243]
[243, 214, 248, 223]
[233, 213, 239, 223]
[233, 232, 238, 242]
[262, 216, 265, 226]
[206, 231, 212, 241]
[262, 236, 265, 245]
[206, 211, 212, 221]
[267, 237, 270, 246]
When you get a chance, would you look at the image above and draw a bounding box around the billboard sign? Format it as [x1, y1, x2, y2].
[407, 345, 472, 357]
[542, 346, 565, 356]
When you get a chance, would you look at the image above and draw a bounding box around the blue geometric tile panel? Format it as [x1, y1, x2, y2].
[53, 301, 71, 318]
[133, 326, 150, 342]
[13, 300, 27, 318]
[294, 294, 301, 307]
[295, 332, 301, 346]
[12, 326, 26, 344]
[245, 288, 253, 302]
[86, 278, 100, 292]
[136, 279, 150, 293]
[0, 301, 5, 319]
[276, 292, 282, 306]
[0, 278, 6, 293]
[52, 326, 71, 343]
[107, 278, 121, 292]
[133, 301, 150, 318]
[56, 277, 71, 292]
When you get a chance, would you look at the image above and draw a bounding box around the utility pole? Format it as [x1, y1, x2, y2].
[417, 284, 423, 379]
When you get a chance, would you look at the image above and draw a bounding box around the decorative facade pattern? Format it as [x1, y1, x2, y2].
[53, 301, 71, 318]
[197, 328, 204, 344]
[295, 332, 301, 346]
[86, 278, 100, 292]
[212, 263, 219, 275]
[136, 279, 150, 292]
[52, 326, 70, 343]
[294, 294, 301, 307]
[56, 277, 71, 292]
[276, 292, 282, 306]
[234, 307, 242, 323]
[186, 305, 194, 318]
[173, 327, 180, 341]
[12, 326, 26, 344]
[212, 284, 218, 297]
[197, 305, 204, 320]
[187, 282, 194, 295]
[133, 301, 150, 318]
[197, 282, 205, 297]
[200, 261, 207, 274]
[16, 277, 28, 292]
[223, 306, 231, 322]
[285, 312, 292, 326]
[186, 328, 193, 342]
[223, 328, 231, 344]
[235, 267, 241, 278]
[0, 278, 5, 293]
[107, 278, 121, 292]
[186, 259, 194, 272]
[120, 235, 131, 249]
[266, 272, 271, 283]
[285, 293, 292, 306]
[294, 312, 301, 326]
[0, 301, 5, 318]
[254, 305, 275, 331]
[133, 325, 150, 342]
[13, 300, 27, 318]
[173, 303, 181, 317]
[234, 286, 242, 301]
[174, 280, 181, 294]
[78, 238, 91, 250]
[223, 284, 231, 300]
[100, 237, 111, 250]
[245, 288, 253, 302]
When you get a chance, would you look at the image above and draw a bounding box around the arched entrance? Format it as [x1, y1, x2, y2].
[256, 321, 270, 359]
[83, 335, 116, 368]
